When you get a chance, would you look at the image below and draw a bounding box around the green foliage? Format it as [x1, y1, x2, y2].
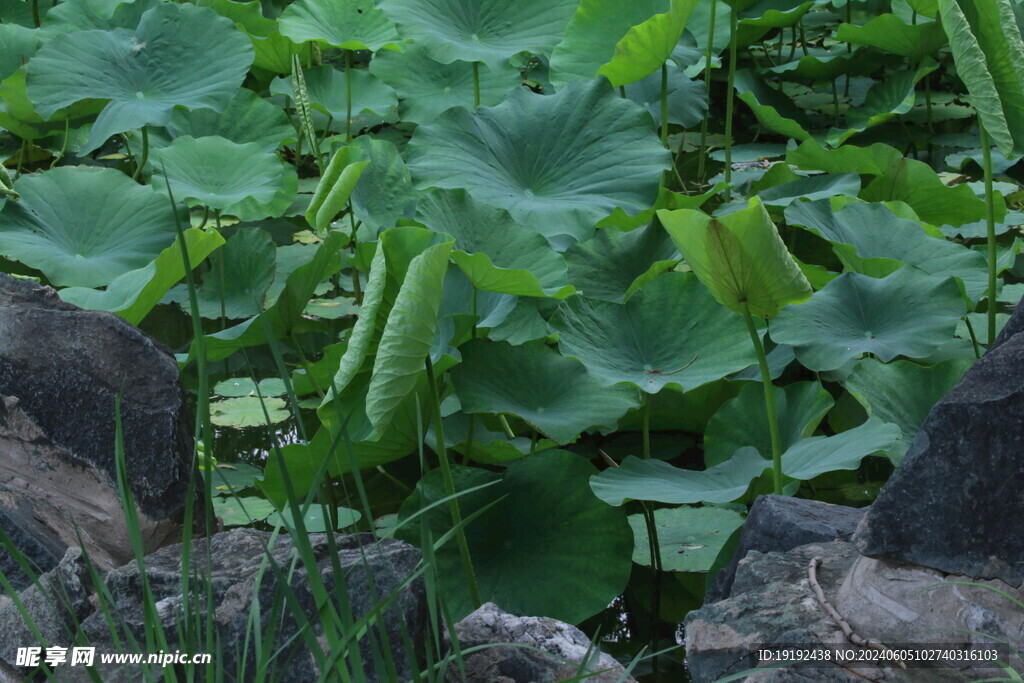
[5, 0, 1023, 673]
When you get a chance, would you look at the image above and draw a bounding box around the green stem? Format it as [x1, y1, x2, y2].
[498, 414, 515, 440]
[742, 304, 783, 495]
[981, 124, 997, 346]
[132, 126, 149, 181]
[798, 20, 808, 56]
[345, 50, 353, 142]
[965, 316, 982, 360]
[831, 79, 840, 127]
[31, 0, 40, 27]
[697, 0, 717, 183]
[660, 62, 669, 148]
[724, 7, 738, 199]
[642, 394, 651, 461]
[425, 356, 481, 608]
[472, 62, 481, 109]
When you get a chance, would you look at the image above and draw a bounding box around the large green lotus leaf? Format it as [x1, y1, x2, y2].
[0, 67, 106, 140]
[551, 272, 756, 393]
[38, 0, 157, 35]
[624, 60, 707, 128]
[0, 167, 179, 288]
[781, 418, 901, 480]
[0, 24, 38, 81]
[194, 232, 345, 363]
[269, 65, 397, 121]
[166, 88, 293, 152]
[770, 269, 966, 371]
[369, 45, 521, 124]
[658, 197, 812, 318]
[769, 51, 862, 82]
[319, 369, 428, 471]
[836, 14, 947, 58]
[407, 79, 670, 246]
[590, 447, 769, 506]
[786, 200, 989, 302]
[213, 377, 287, 398]
[629, 505, 746, 573]
[860, 156, 991, 227]
[564, 222, 679, 303]
[58, 227, 224, 325]
[734, 69, 812, 141]
[350, 136, 419, 235]
[550, 0, 667, 88]
[485, 298, 551, 345]
[734, 0, 814, 47]
[173, 228, 276, 320]
[787, 139, 903, 176]
[150, 136, 295, 220]
[27, 3, 254, 153]
[827, 67, 931, 146]
[319, 242, 387, 418]
[366, 240, 453, 433]
[845, 357, 972, 461]
[937, 0, 1024, 157]
[397, 452, 633, 623]
[598, 0, 700, 87]
[450, 339, 639, 444]
[378, 0, 579, 65]
[703, 381, 835, 467]
[416, 189, 573, 298]
[278, 0, 400, 51]
[210, 396, 290, 428]
[755, 173, 861, 207]
[305, 146, 370, 232]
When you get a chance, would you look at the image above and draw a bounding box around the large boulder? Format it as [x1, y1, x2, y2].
[706, 495, 865, 603]
[447, 602, 636, 683]
[853, 323, 1024, 585]
[685, 541, 1022, 682]
[74, 529, 429, 682]
[0, 274, 198, 588]
[0, 529, 428, 681]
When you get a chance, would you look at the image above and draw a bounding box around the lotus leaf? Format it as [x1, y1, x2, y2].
[551, 272, 756, 393]
[27, 3, 254, 153]
[451, 339, 639, 444]
[771, 268, 966, 371]
[278, 0, 399, 51]
[0, 166, 180, 288]
[407, 79, 670, 246]
[378, 0, 580, 65]
[397, 452, 633, 623]
[629, 505, 746, 572]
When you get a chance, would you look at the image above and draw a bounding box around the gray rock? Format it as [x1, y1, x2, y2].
[685, 540, 1023, 683]
[77, 529, 428, 682]
[447, 602, 635, 683]
[0, 274, 199, 584]
[0, 547, 93, 671]
[853, 329, 1024, 585]
[706, 495, 864, 602]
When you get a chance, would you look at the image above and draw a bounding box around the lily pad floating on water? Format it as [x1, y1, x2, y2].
[628, 505, 746, 573]
[407, 78, 670, 246]
[212, 495, 277, 527]
[0, 166, 180, 288]
[26, 2, 254, 153]
[210, 396, 290, 428]
[214, 377, 288, 398]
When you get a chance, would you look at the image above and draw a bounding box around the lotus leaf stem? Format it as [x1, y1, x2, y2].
[425, 356, 481, 608]
[980, 124, 997, 346]
[742, 303, 783, 495]
[724, 6, 738, 200]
